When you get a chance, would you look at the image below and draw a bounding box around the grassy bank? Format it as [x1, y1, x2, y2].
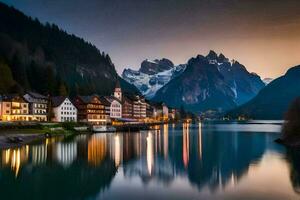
[0, 122, 90, 136]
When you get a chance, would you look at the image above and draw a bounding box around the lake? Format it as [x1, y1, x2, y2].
[0, 121, 299, 200]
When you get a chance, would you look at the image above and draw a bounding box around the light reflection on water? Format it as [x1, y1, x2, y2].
[0, 121, 299, 200]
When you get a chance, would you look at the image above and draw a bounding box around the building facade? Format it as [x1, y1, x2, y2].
[99, 96, 112, 124]
[51, 97, 77, 122]
[104, 96, 122, 119]
[73, 95, 108, 125]
[23, 92, 48, 121]
[0, 94, 30, 121]
[133, 96, 146, 119]
[122, 95, 146, 120]
[122, 96, 134, 119]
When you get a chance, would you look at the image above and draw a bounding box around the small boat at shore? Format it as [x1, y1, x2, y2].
[92, 125, 116, 132]
[74, 126, 89, 131]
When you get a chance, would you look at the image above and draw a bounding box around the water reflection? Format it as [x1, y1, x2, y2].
[0, 122, 299, 199]
[55, 142, 77, 167]
[32, 144, 47, 165]
[2, 147, 28, 177]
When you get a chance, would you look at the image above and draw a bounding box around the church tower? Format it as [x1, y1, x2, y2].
[114, 81, 122, 101]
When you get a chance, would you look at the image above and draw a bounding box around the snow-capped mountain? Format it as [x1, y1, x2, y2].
[152, 51, 265, 112]
[122, 59, 186, 98]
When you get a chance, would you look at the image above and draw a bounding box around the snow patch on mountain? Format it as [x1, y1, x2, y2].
[263, 78, 273, 85]
[122, 63, 186, 98]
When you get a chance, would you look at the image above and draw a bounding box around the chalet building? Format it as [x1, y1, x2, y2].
[0, 94, 30, 121]
[23, 92, 48, 121]
[51, 96, 77, 122]
[133, 95, 146, 119]
[99, 96, 112, 124]
[122, 95, 134, 119]
[73, 95, 108, 125]
[104, 96, 122, 119]
[122, 94, 146, 120]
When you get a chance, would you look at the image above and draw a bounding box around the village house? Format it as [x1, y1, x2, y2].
[99, 96, 112, 124]
[133, 95, 147, 119]
[0, 94, 31, 121]
[104, 96, 122, 119]
[121, 95, 134, 119]
[73, 95, 108, 125]
[23, 92, 48, 121]
[121, 94, 146, 120]
[51, 96, 77, 122]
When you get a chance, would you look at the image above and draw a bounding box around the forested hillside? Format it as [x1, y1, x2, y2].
[0, 2, 139, 96]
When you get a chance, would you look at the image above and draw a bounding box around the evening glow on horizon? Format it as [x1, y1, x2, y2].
[3, 0, 300, 78]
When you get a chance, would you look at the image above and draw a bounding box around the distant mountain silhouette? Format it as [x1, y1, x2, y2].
[227, 65, 300, 119]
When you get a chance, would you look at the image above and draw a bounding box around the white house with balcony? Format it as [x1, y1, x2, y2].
[51, 97, 77, 122]
[104, 96, 122, 119]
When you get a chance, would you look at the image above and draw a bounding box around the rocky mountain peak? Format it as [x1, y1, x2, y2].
[139, 58, 174, 75]
[217, 53, 229, 63]
[152, 51, 265, 112]
[206, 50, 218, 61]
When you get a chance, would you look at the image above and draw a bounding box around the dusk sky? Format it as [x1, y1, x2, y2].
[3, 0, 300, 78]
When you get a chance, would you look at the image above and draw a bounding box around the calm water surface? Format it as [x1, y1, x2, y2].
[1, 121, 300, 200]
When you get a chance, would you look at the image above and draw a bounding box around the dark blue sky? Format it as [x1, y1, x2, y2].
[3, 0, 300, 78]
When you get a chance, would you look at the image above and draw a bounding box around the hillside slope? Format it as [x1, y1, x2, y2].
[0, 2, 139, 96]
[227, 65, 300, 119]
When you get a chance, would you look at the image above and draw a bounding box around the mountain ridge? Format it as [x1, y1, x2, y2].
[152, 51, 265, 112]
[227, 65, 300, 119]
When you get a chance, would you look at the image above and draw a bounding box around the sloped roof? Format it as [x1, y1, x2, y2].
[27, 92, 47, 99]
[99, 96, 111, 106]
[51, 96, 67, 107]
[77, 95, 99, 104]
[0, 94, 27, 102]
[104, 96, 122, 104]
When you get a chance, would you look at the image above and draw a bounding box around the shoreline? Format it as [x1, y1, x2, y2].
[0, 121, 171, 149]
[0, 132, 45, 149]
